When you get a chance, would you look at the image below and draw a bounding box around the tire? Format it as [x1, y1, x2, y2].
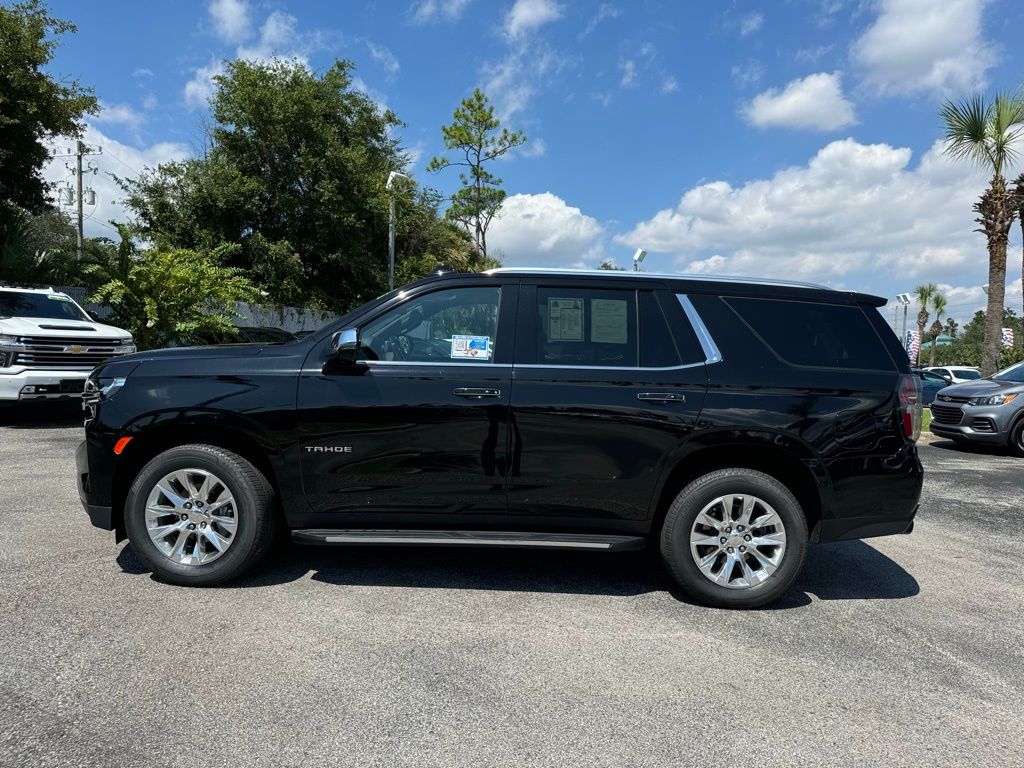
[660, 468, 808, 609]
[1010, 418, 1024, 458]
[124, 444, 276, 586]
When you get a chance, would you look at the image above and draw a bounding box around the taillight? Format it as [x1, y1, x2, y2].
[898, 373, 922, 441]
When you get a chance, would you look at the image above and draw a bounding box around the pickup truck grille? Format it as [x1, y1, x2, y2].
[930, 403, 964, 425]
[13, 336, 128, 371]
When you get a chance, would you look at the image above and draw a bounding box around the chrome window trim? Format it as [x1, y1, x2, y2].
[363, 360, 513, 368]
[514, 361, 706, 372]
[677, 294, 723, 365]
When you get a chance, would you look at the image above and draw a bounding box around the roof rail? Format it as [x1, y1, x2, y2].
[483, 267, 830, 291]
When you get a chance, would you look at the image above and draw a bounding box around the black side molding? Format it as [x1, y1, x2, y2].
[291, 529, 647, 552]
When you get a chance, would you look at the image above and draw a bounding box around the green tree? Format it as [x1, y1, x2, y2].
[0, 0, 97, 246]
[121, 58, 482, 312]
[598, 259, 625, 270]
[0, 206, 79, 284]
[940, 92, 1024, 375]
[92, 246, 258, 350]
[427, 89, 526, 258]
[1012, 170, 1024, 346]
[936, 307, 1024, 368]
[913, 283, 937, 366]
[928, 292, 947, 367]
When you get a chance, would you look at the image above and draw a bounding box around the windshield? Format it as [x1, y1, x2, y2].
[951, 368, 981, 380]
[993, 362, 1024, 383]
[0, 291, 90, 322]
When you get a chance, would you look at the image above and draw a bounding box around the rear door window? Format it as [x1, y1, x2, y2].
[534, 287, 637, 367]
[725, 297, 894, 370]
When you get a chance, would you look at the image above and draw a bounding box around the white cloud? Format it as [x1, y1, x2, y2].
[617, 137, 995, 298]
[661, 75, 679, 94]
[852, 0, 996, 97]
[744, 72, 855, 131]
[184, 10, 328, 108]
[184, 60, 225, 109]
[481, 39, 565, 121]
[93, 102, 144, 129]
[619, 59, 637, 87]
[731, 59, 764, 88]
[42, 125, 190, 238]
[208, 0, 251, 43]
[411, 0, 473, 24]
[132, 67, 154, 79]
[504, 0, 563, 39]
[367, 41, 400, 80]
[518, 137, 547, 158]
[739, 12, 763, 36]
[489, 192, 604, 266]
[582, 3, 620, 36]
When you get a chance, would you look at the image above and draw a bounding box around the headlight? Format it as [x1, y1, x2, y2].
[0, 334, 23, 367]
[113, 338, 136, 354]
[970, 393, 1018, 406]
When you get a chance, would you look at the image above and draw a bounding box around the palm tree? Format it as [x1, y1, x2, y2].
[913, 283, 936, 365]
[929, 293, 948, 366]
[940, 92, 1024, 375]
[1013, 172, 1024, 347]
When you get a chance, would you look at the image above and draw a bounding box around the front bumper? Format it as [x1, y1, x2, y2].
[0, 369, 88, 401]
[928, 403, 1015, 445]
[76, 439, 114, 530]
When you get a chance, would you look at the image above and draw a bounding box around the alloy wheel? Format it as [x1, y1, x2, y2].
[689, 493, 787, 589]
[144, 468, 238, 565]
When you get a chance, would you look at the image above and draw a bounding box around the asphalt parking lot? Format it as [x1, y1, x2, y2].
[1, 405, 1022, 768]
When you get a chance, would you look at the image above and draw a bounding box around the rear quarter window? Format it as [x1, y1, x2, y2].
[725, 297, 894, 370]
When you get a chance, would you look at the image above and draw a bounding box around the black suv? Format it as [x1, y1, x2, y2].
[76, 269, 923, 608]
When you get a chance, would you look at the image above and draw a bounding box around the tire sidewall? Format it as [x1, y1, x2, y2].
[125, 447, 261, 584]
[661, 470, 808, 608]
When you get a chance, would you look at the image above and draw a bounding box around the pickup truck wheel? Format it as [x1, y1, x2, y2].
[660, 468, 808, 609]
[124, 444, 276, 586]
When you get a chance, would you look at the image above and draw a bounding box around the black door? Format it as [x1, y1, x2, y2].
[297, 281, 518, 528]
[508, 281, 709, 531]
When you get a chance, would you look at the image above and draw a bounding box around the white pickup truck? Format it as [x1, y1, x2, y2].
[0, 286, 135, 402]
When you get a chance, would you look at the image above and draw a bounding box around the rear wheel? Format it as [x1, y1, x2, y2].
[124, 444, 276, 586]
[660, 468, 808, 608]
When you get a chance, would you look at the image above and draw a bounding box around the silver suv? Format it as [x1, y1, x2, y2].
[929, 361, 1024, 455]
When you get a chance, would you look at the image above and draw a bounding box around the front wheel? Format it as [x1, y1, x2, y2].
[660, 468, 808, 609]
[124, 444, 277, 586]
[1010, 419, 1024, 458]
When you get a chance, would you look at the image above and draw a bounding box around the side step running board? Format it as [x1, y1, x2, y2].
[292, 529, 646, 552]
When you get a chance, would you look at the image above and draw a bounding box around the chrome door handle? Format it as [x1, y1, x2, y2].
[453, 387, 501, 398]
[637, 392, 686, 403]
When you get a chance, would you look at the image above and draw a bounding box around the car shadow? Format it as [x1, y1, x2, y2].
[116, 537, 919, 608]
[0, 401, 83, 429]
[927, 438, 1012, 457]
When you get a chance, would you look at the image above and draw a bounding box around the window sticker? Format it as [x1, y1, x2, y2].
[591, 299, 628, 344]
[548, 298, 583, 341]
[47, 294, 72, 302]
[451, 335, 492, 360]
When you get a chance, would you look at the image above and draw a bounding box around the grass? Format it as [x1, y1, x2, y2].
[922, 407, 932, 433]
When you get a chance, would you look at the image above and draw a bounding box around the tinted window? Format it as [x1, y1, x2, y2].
[639, 291, 679, 367]
[360, 286, 500, 363]
[951, 368, 981, 380]
[726, 297, 893, 370]
[0, 291, 89, 321]
[535, 287, 637, 367]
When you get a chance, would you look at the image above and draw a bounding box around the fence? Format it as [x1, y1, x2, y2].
[31, 285, 340, 334]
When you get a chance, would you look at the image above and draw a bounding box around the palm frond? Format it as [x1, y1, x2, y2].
[940, 94, 993, 169]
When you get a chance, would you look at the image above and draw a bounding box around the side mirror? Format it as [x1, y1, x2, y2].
[330, 328, 360, 364]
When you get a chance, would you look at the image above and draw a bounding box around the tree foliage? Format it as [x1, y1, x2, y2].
[427, 88, 525, 257]
[933, 307, 1024, 369]
[121, 58, 489, 312]
[92, 246, 258, 350]
[0, 0, 97, 243]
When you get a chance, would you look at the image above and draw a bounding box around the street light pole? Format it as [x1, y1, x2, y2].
[386, 171, 410, 291]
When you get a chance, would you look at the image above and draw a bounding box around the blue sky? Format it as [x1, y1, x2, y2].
[43, 0, 1024, 323]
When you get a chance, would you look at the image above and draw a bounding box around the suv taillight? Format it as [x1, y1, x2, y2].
[898, 373, 922, 441]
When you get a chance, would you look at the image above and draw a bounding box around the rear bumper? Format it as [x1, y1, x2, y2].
[819, 510, 916, 541]
[0, 369, 88, 401]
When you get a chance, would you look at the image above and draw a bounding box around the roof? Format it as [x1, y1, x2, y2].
[0, 285, 65, 295]
[483, 267, 829, 291]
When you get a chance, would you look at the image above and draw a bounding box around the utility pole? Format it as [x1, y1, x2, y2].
[386, 171, 410, 291]
[55, 141, 101, 260]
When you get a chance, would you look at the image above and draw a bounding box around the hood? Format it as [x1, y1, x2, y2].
[0, 316, 130, 339]
[936, 379, 1024, 398]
